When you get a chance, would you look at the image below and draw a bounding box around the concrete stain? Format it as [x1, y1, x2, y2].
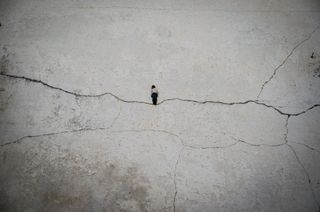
[0, 95, 10, 112]
[0, 53, 9, 75]
[0, 146, 151, 212]
[98, 164, 150, 212]
[313, 65, 320, 78]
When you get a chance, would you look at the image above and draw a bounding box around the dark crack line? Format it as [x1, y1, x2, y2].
[289, 104, 320, 117]
[111, 129, 251, 149]
[1, 73, 319, 117]
[1, 127, 240, 149]
[109, 129, 185, 147]
[0, 73, 152, 105]
[286, 143, 320, 211]
[2, 125, 316, 211]
[0, 127, 111, 147]
[1, 126, 286, 150]
[185, 141, 239, 149]
[116, 129, 291, 149]
[257, 25, 320, 99]
[160, 99, 319, 117]
[284, 115, 289, 144]
[1, 101, 122, 147]
[229, 116, 289, 148]
[235, 138, 285, 147]
[289, 141, 320, 154]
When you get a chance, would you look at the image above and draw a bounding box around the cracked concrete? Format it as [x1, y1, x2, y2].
[258, 27, 320, 114]
[1, 72, 319, 117]
[0, 75, 121, 144]
[1, 0, 320, 211]
[257, 25, 320, 99]
[286, 143, 320, 210]
[0, 130, 182, 211]
[175, 143, 319, 212]
[286, 106, 320, 210]
[1, 1, 319, 103]
[111, 100, 288, 147]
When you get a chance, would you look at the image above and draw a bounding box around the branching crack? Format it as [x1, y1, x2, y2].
[0, 27, 319, 210]
[0, 73, 151, 104]
[1, 124, 318, 211]
[257, 25, 320, 99]
[0, 104, 122, 147]
[230, 116, 289, 148]
[286, 143, 320, 211]
[1, 73, 319, 117]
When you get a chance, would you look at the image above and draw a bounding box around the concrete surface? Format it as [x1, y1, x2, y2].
[0, 0, 320, 211]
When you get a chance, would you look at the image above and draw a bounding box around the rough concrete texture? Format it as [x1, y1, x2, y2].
[0, 0, 320, 211]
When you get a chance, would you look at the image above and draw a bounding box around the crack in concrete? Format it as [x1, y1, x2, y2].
[0, 127, 110, 147]
[0, 80, 316, 211]
[0, 73, 149, 104]
[109, 128, 308, 212]
[0, 113, 299, 153]
[288, 104, 320, 117]
[173, 147, 184, 212]
[160, 98, 320, 117]
[185, 141, 240, 149]
[284, 115, 289, 144]
[1, 124, 318, 211]
[286, 143, 320, 211]
[0, 127, 242, 150]
[1, 73, 319, 117]
[110, 102, 122, 128]
[234, 138, 286, 147]
[0, 127, 187, 212]
[257, 25, 320, 99]
[230, 116, 289, 148]
[0, 103, 122, 147]
[289, 141, 320, 155]
[110, 129, 248, 150]
[0, 25, 319, 211]
[290, 141, 320, 154]
[109, 129, 185, 147]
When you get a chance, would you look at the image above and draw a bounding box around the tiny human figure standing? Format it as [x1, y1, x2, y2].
[151, 85, 159, 105]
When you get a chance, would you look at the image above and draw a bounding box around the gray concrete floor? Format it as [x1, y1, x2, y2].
[0, 0, 320, 211]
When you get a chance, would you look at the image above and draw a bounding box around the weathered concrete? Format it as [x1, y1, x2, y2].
[176, 144, 318, 212]
[0, 130, 181, 211]
[0, 0, 320, 211]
